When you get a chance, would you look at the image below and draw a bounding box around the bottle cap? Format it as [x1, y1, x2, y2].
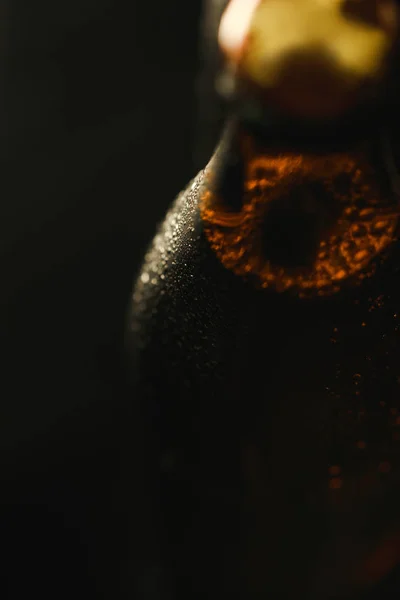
[218, 0, 399, 122]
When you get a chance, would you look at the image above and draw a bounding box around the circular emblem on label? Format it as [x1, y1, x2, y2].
[200, 150, 399, 297]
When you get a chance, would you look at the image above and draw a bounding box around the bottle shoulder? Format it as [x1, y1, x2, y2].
[127, 159, 400, 346]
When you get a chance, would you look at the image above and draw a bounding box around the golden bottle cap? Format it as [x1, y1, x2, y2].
[218, 0, 399, 120]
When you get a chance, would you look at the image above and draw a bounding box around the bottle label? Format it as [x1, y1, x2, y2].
[200, 135, 399, 297]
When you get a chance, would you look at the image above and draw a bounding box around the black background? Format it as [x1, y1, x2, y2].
[0, 0, 211, 597]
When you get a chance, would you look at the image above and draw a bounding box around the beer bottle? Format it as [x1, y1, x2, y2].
[126, 1, 400, 597]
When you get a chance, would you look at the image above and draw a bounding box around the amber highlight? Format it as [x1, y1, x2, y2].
[200, 139, 399, 297]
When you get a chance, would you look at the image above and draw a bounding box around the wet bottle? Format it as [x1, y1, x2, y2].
[126, 1, 400, 598]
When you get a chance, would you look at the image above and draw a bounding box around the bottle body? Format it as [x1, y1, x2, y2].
[127, 126, 400, 598]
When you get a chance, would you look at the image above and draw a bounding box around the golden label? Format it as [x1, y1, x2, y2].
[200, 144, 399, 297]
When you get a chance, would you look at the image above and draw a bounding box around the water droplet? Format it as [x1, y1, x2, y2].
[329, 478, 343, 490]
[329, 465, 341, 476]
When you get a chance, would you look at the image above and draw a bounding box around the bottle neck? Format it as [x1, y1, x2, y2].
[212, 116, 399, 207]
[200, 117, 400, 298]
